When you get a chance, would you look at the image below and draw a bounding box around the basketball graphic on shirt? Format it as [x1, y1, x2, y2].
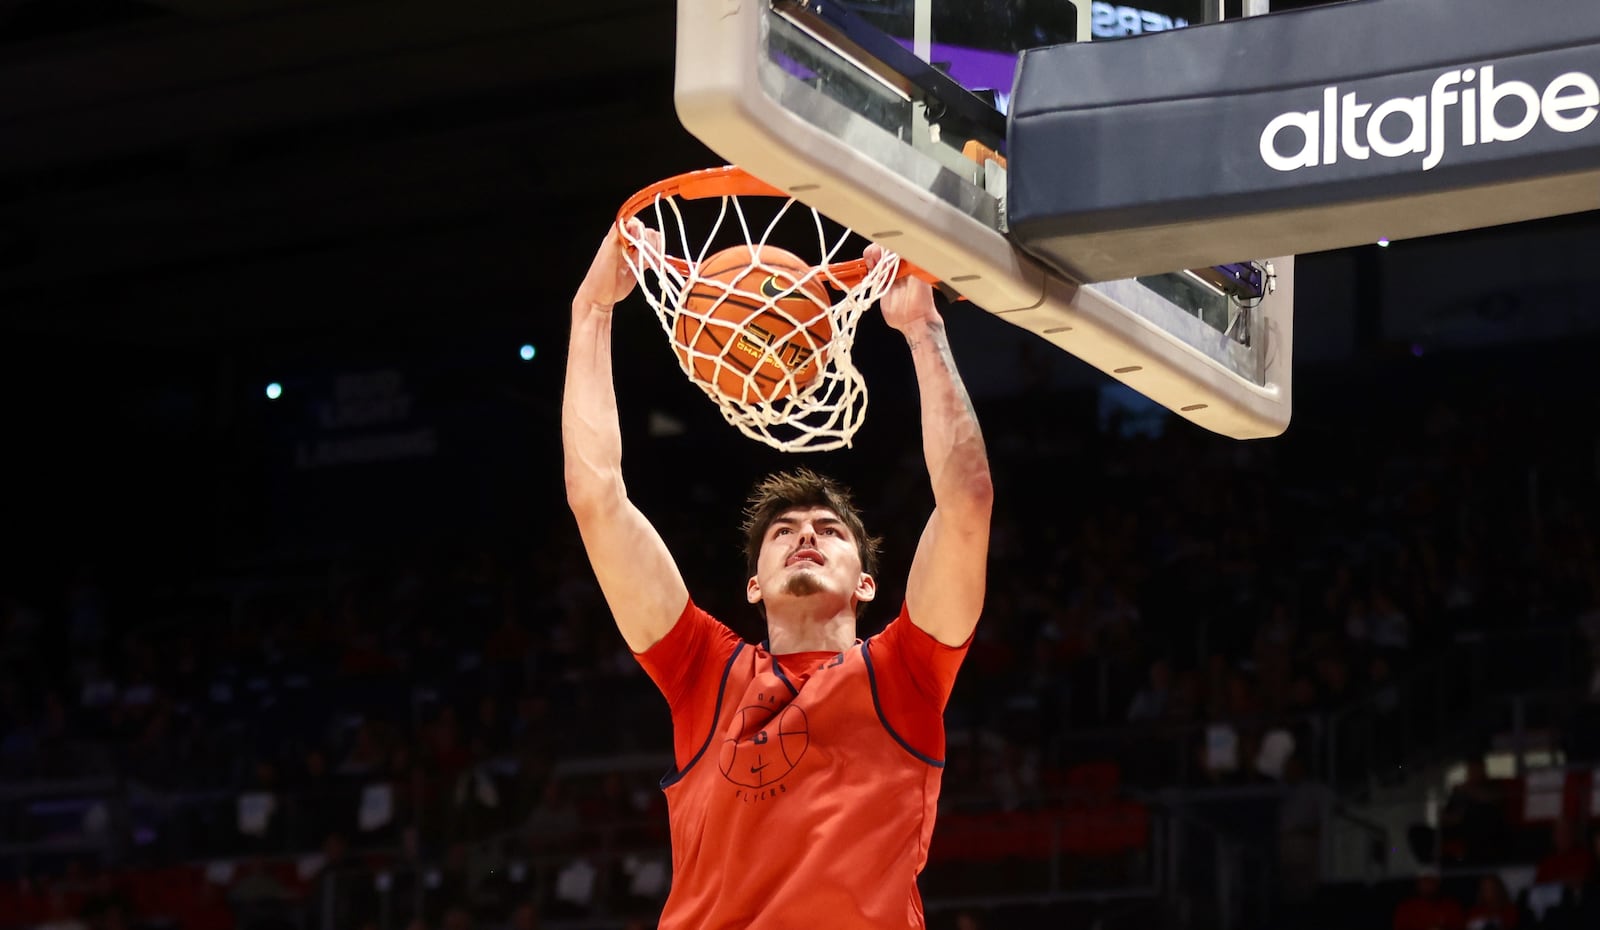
[719, 704, 810, 788]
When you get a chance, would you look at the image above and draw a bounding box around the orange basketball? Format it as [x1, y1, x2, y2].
[674, 244, 834, 404]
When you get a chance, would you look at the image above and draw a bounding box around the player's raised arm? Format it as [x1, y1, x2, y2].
[563, 221, 688, 653]
[866, 245, 993, 647]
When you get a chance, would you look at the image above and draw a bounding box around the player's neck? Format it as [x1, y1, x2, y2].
[765, 607, 856, 654]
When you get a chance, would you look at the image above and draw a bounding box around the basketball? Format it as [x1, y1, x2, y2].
[674, 244, 834, 404]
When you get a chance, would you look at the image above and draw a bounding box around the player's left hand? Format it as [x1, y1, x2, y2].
[864, 243, 939, 334]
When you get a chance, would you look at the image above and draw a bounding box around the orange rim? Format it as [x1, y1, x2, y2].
[617, 165, 939, 291]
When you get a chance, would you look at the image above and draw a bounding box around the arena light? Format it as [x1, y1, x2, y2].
[519, 344, 537, 362]
[265, 382, 283, 400]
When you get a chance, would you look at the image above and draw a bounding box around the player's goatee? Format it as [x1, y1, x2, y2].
[783, 572, 824, 596]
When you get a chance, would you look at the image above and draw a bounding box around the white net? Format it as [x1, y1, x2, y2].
[619, 186, 900, 453]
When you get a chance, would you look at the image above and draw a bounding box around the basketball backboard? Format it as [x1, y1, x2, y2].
[675, 0, 1294, 439]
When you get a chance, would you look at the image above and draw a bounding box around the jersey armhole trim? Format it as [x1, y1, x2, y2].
[661, 642, 745, 788]
[862, 640, 945, 768]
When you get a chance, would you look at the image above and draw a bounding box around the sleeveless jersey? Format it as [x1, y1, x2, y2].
[634, 599, 970, 930]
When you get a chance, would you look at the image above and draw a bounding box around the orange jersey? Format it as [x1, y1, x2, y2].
[635, 599, 970, 930]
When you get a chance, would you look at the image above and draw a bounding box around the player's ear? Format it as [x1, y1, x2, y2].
[855, 572, 876, 603]
[747, 575, 763, 605]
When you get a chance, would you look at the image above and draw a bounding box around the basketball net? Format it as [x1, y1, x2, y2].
[618, 167, 903, 454]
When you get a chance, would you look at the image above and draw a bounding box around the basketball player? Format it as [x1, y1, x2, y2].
[562, 220, 992, 930]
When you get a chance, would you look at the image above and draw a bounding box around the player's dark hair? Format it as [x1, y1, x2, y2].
[742, 468, 882, 620]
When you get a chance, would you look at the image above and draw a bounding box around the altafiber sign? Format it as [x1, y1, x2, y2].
[1007, 0, 1600, 281]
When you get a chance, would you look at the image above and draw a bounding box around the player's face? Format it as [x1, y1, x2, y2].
[748, 507, 874, 609]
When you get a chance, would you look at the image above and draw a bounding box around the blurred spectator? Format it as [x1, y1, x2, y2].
[1392, 869, 1465, 930]
[1534, 820, 1594, 889]
[1463, 874, 1517, 930]
[471, 694, 513, 759]
[1573, 831, 1600, 928]
[1254, 727, 1296, 781]
[1253, 600, 1298, 715]
[1200, 721, 1241, 784]
[338, 721, 388, 778]
[1364, 586, 1413, 655]
[229, 859, 296, 930]
[525, 778, 581, 851]
[1225, 669, 1262, 720]
[1275, 754, 1322, 907]
[1440, 759, 1510, 865]
[1166, 668, 1201, 724]
[1312, 650, 1354, 714]
[427, 707, 474, 783]
[508, 900, 541, 930]
[1368, 654, 1404, 781]
[1126, 658, 1172, 722]
[302, 832, 364, 930]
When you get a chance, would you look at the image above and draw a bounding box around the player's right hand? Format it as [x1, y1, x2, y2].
[574, 219, 659, 313]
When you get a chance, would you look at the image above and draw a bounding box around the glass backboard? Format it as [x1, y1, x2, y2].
[674, 0, 1294, 438]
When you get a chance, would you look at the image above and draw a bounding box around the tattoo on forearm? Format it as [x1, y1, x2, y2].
[910, 322, 980, 422]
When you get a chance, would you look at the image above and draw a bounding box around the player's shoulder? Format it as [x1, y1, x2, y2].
[684, 598, 746, 640]
[865, 602, 917, 644]
[642, 597, 745, 661]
